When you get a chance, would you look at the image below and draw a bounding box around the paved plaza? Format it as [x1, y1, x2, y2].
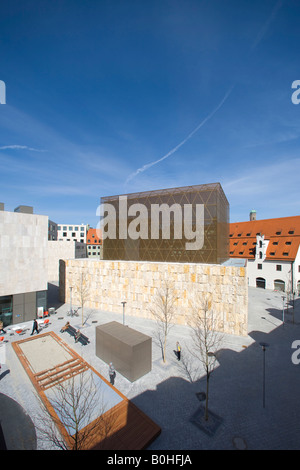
[1, 283, 300, 450]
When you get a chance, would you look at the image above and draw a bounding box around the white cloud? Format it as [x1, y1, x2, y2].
[0, 144, 46, 151]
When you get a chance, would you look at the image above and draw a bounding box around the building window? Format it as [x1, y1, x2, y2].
[285, 241, 292, 245]
[258, 264, 262, 269]
[276, 231, 281, 235]
[269, 252, 275, 256]
[63, 232, 67, 237]
[288, 230, 294, 234]
[63, 226, 67, 231]
[276, 265, 282, 271]
[57, 226, 61, 230]
[36, 290, 47, 312]
[75, 227, 78, 231]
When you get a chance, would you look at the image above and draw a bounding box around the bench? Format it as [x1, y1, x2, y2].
[61, 324, 77, 336]
[61, 324, 90, 345]
[75, 331, 90, 345]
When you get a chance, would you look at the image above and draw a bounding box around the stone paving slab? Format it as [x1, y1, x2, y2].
[1, 285, 300, 450]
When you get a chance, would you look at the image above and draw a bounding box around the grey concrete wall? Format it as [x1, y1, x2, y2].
[0, 211, 48, 296]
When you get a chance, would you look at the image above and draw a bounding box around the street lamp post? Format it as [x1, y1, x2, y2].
[70, 286, 73, 317]
[259, 342, 269, 408]
[121, 301, 127, 325]
[281, 295, 285, 326]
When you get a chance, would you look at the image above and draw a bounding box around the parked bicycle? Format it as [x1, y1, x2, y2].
[67, 307, 80, 317]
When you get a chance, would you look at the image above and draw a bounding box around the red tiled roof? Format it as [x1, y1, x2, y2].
[86, 228, 102, 245]
[229, 216, 300, 261]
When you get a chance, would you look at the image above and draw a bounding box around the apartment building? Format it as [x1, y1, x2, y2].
[86, 228, 102, 259]
[48, 220, 58, 240]
[229, 212, 300, 294]
[57, 223, 89, 243]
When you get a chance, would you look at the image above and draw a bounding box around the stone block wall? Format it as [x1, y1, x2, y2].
[59, 259, 248, 336]
[0, 211, 48, 296]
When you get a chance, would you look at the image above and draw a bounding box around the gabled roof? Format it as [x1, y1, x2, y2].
[229, 216, 300, 261]
[86, 228, 102, 245]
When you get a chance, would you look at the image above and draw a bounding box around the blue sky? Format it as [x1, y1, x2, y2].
[0, 0, 299, 227]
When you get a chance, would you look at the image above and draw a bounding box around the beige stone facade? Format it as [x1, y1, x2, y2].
[59, 259, 248, 336]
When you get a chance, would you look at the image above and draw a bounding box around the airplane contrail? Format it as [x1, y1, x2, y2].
[251, 0, 283, 50]
[125, 85, 234, 184]
[0, 145, 46, 152]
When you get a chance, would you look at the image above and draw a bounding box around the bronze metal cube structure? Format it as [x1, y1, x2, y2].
[101, 182, 229, 264]
[96, 321, 152, 382]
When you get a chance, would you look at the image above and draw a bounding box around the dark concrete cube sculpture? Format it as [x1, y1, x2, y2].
[96, 321, 152, 382]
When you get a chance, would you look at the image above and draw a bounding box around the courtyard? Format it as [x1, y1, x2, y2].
[1, 284, 300, 450]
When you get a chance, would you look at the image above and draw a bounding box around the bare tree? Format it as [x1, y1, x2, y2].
[35, 371, 116, 450]
[188, 294, 223, 421]
[176, 350, 200, 383]
[149, 281, 178, 363]
[76, 271, 89, 327]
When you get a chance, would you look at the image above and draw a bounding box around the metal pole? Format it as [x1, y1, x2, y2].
[262, 347, 266, 408]
[260, 342, 269, 408]
[70, 286, 73, 316]
[121, 301, 126, 325]
[282, 295, 285, 325]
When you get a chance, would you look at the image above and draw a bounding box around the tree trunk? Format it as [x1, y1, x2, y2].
[163, 333, 167, 362]
[205, 373, 210, 421]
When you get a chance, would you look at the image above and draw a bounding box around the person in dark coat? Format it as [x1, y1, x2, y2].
[109, 362, 116, 385]
[31, 319, 39, 335]
[176, 341, 181, 361]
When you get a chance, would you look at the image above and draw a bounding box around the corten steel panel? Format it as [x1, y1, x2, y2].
[101, 182, 229, 264]
[96, 322, 152, 382]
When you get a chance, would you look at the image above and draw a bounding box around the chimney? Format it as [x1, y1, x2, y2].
[0, 202, 4, 211]
[250, 209, 256, 221]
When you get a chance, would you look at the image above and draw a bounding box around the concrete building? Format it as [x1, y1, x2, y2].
[48, 220, 58, 240]
[48, 240, 87, 282]
[0, 204, 48, 326]
[229, 212, 300, 294]
[86, 228, 102, 259]
[57, 223, 88, 243]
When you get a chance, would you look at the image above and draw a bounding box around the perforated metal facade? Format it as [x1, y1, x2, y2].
[101, 182, 229, 264]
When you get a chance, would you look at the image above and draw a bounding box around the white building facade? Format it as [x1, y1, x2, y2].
[57, 224, 88, 243]
[230, 214, 300, 295]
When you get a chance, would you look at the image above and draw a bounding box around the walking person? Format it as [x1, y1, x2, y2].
[109, 362, 116, 385]
[176, 341, 181, 361]
[30, 319, 39, 335]
[0, 320, 6, 334]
